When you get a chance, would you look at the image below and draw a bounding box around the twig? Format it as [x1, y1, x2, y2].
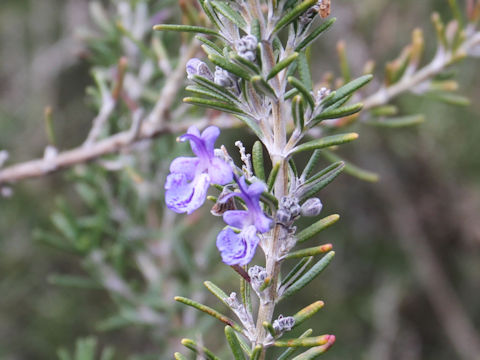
[0, 41, 205, 185]
[363, 31, 480, 110]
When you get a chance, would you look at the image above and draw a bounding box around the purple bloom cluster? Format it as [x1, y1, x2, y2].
[165, 126, 232, 214]
[216, 176, 272, 265]
[165, 121, 272, 265]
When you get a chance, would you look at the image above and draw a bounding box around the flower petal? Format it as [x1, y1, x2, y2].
[170, 156, 200, 180]
[241, 225, 260, 265]
[216, 226, 259, 266]
[255, 213, 273, 233]
[208, 157, 233, 185]
[186, 173, 210, 214]
[164, 173, 210, 214]
[247, 181, 266, 198]
[164, 173, 194, 213]
[216, 228, 246, 266]
[223, 210, 250, 228]
[201, 126, 220, 155]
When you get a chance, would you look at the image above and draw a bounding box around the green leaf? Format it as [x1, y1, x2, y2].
[231, 53, 262, 75]
[204, 281, 229, 306]
[447, 0, 464, 27]
[184, 97, 245, 115]
[251, 76, 277, 99]
[211, 1, 247, 30]
[209, 53, 252, 80]
[425, 92, 471, 106]
[288, 76, 315, 109]
[250, 345, 263, 360]
[237, 115, 264, 141]
[267, 162, 281, 192]
[279, 251, 335, 301]
[365, 114, 425, 128]
[274, 335, 331, 347]
[174, 296, 243, 332]
[289, 158, 299, 178]
[285, 88, 299, 100]
[295, 18, 337, 51]
[321, 149, 379, 182]
[263, 321, 277, 338]
[296, 215, 340, 243]
[370, 105, 399, 117]
[181, 339, 220, 360]
[322, 74, 373, 107]
[174, 353, 188, 360]
[285, 244, 333, 259]
[272, 0, 318, 35]
[298, 162, 345, 200]
[190, 75, 240, 104]
[198, 0, 223, 29]
[280, 257, 313, 289]
[297, 52, 313, 91]
[252, 141, 266, 181]
[290, 133, 358, 155]
[225, 326, 246, 360]
[311, 103, 363, 126]
[301, 150, 322, 180]
[196, 35, 223, 55]
[292, 95, 305, 130]
[153, 24, 219, 36]
[278, 329, 313, 360]
[293, 301, 325, 329]
[291, 337, 336, 359]
[267, 52, 299, 80]
[186, 85, 234, 102]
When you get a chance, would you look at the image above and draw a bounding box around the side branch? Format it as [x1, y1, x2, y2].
[363, 30, 480, 110]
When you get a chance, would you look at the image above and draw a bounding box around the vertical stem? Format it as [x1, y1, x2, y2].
[254, 69, 288, 359]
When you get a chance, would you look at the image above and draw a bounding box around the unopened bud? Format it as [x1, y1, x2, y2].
[214, 66, 236, 88]
[276, 208, 291, 225]
[315, 87, 331, 103]
[301, 198, 323, 217]
[273, 315, 295, 333]
[248, 265, 268, 292]
[236, 35, 258, 62]
[186, 58, 213, 81]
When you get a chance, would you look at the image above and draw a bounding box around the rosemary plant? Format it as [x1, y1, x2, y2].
[1, 0, 479, 358]
[156, 1, 364, 358]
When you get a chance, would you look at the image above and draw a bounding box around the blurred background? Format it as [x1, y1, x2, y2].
[1, 0, 480, 359]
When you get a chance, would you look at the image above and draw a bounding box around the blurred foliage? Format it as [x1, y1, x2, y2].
[1, 0, 480, 359]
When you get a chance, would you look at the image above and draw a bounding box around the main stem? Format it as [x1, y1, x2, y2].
[255, 98, 288, 357]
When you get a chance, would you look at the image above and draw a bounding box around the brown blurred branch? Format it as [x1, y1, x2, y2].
[0, 41, 206, 185]
[376, 154, 480, 360]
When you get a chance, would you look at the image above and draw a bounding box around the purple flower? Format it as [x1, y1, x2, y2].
[165, 126, 233, 214]
[216, 176, 273, 265]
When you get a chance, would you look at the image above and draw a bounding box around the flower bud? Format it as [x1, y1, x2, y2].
[236, 35, 258, 62]
[186, 58, 213, 81]
[315, 87, 331, 104]
[301, 197, 323, 217]
[214, 66, 236, 88]
[276, 208, 291, 225]
[273, 315, 295, 333]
